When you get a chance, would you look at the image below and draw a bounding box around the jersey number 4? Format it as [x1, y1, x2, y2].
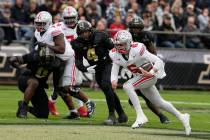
[87, 48, 98, 61]
[35, 67, 49, 78]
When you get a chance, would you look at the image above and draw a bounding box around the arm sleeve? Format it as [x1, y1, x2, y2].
[75, 56, 88, 72]
[71, 41, 88, 72]
[29, 36, 38, 51]
[111, 62, 120, 83]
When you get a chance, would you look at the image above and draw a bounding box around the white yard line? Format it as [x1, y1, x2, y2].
[92, 99, 210, 106]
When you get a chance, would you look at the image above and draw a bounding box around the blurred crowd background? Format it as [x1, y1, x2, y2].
[1, 0, 210, 49]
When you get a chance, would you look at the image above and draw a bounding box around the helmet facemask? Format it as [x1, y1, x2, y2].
[34, 11, 52, 32]
[128, 17, 144, 36]
[114, 30, 132, 54]
[77, 20, 92, 40]
[62, 6, 78, 29]
[34, 22, 47, 32]
[115, 43, 130, 54]
[80, 30, 92, 41]
[129, 27, 141, 37]
[63, 16, 77, 28]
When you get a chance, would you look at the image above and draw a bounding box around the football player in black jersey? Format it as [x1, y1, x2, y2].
[9, 48, 64, 119]
[128, 17, 170, 124]
[71, 20, 128, 125]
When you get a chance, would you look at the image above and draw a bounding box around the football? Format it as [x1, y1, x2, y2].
[141, 62, 153, 72]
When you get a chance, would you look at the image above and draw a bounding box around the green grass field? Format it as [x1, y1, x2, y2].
[0, 85, 210, 140]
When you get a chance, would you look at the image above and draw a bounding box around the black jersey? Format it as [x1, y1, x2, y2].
[21, 51, 62, 83]
[71, 31, 114, 72]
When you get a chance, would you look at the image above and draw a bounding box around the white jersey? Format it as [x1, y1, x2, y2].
[51, 22, 84, 86]
[34, 24, 74, 61]
[53, 22, 77, 42]
[109, 42, 166, 82]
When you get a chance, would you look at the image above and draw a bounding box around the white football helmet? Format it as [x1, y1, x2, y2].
[34, 11, 52, 32]
[113, 30, 133, 54]
[62, 6, 78, 28]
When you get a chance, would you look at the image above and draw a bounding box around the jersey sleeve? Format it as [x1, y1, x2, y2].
[109, 48, 120, 82]
[109, 48, 116, 61]
[71, 40, 88, 72]
[50, 25, 63, 37]
[111, 62, 120, 83]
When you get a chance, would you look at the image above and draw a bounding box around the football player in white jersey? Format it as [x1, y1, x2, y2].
[109, 30, 191, 136]
[47, 6, 92, 117]
[34, 11, 95, 119]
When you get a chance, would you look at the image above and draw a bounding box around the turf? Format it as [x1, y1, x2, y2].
[0, 85, 210, 140]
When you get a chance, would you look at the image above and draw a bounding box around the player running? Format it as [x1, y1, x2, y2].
[109, 30, 191, 135]
[48, 6, 91, 117]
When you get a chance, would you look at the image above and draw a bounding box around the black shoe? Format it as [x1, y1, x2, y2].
[86, 100, 96, 117]
[64, 111, 80, 119]
[118, 113, 128, 123]
[104, 113, 118, 125]
[159, 114, 171, 124]
[16, 100, 28, 119]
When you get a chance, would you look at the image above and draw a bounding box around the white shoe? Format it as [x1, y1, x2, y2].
[142, 115, 148, 124]
[131, 119, 143, 129]
[180, 113, 191, 136]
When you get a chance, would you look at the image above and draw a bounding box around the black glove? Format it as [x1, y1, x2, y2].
[9, 56, 22, 69]
[37, 42, 47, 48]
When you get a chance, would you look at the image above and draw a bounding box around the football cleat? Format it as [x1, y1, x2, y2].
[86, 100, 96, 117]
[159, 114, 171, 124]
[180, 113, 191, 136]
[48, 98, 59, 116]
[142, 115, 149, 124]
[131, 115, 148, 129]
[16, 100, 28, 119]
[104, 114, 118, 125]
[131, 120, 143, 129]
[63, 111, 80, 119]
[118, 113, 128, 123]
[77, 106, 88, 117]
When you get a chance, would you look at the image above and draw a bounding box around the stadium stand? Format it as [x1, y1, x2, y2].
[0, 0, 210, 48]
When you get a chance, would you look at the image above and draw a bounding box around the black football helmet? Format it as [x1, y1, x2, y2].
[128, 17, 144, 31]
[76, 20, 92, 36]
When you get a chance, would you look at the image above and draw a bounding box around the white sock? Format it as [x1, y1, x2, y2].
[141, 86, 182, 120]
[70, 109, 77, 113]
[123, 83, 146, 119]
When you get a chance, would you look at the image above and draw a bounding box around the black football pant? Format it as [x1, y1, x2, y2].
[95, 63, 125, 116]
[18, 75, 49, 118]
